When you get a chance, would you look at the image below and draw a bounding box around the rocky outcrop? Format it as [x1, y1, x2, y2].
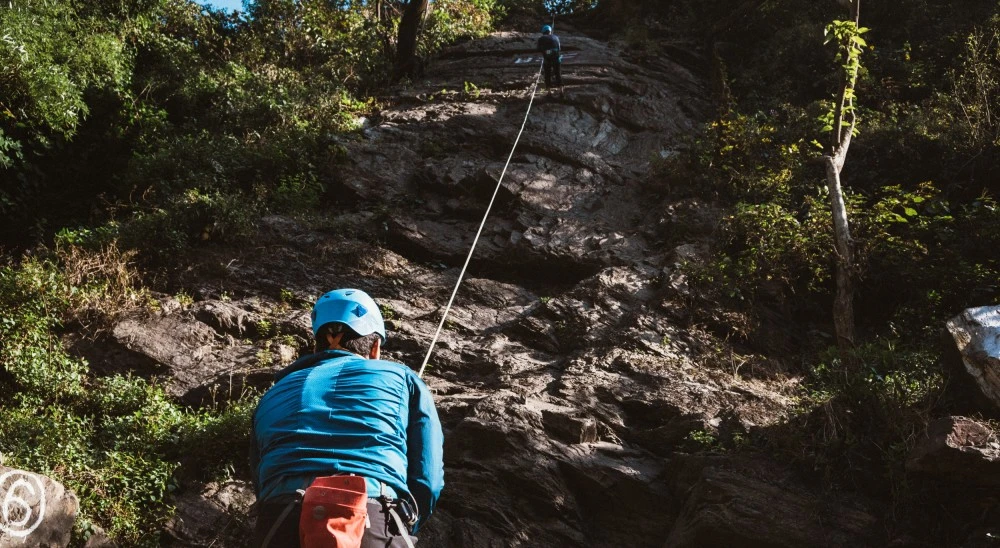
[906, 416, 1000, 486]
[424, 390, 673, 548]
[74, 296, 310, 405]
[947, 306, 1000, 409]
[0, 467, 77, 548]
[336, 28, 705, 279]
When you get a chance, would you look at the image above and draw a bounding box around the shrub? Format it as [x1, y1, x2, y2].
[0, 250, 257, 545]
[0, 256, 86, 401]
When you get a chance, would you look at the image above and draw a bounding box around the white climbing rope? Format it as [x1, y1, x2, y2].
[417, 30, 550, 378]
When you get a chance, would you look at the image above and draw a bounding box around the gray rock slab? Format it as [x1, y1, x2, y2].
[0, 467, 77, 548]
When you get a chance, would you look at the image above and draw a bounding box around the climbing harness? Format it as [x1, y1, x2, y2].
[417, 17, 555, 378]
[260, 488, 306, 548]
[375, 497, 418, 548]
[260, 476, 419, 548]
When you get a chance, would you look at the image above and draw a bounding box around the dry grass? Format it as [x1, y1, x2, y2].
[57, 240, 147, 329]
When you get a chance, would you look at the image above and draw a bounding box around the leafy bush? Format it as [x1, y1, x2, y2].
[0, 248, 257, 545]
[0, 0, 131, 210]
[420, 0, 499, 56]
[0, 256, 87, 401]
[783, 339, 946, 500]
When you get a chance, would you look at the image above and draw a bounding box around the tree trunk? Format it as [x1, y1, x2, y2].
[824, 155, 856, 352]
[824, 0, 861, 363]
[394, 0, 428, 80]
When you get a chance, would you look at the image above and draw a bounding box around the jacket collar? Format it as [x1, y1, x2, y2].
[274, 349, 357, 382]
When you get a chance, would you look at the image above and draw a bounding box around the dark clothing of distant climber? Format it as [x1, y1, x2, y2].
[537, 31, 562, 90]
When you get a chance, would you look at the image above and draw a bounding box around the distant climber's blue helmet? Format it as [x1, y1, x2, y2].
[311, 288, 386, 342]
[541, 25, 552, 35]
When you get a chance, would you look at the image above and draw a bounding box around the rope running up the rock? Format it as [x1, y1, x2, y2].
[418, 18, 555, 378]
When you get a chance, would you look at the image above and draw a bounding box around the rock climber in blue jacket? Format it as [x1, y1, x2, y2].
[537, 24, 563, 93]
[251, 288, 444, 548]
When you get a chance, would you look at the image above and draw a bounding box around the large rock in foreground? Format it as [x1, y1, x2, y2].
[947, 306, 1000, 409]
[0, 467, 77, 548]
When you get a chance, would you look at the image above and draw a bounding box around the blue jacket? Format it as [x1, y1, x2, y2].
[251, 350, 444, 532]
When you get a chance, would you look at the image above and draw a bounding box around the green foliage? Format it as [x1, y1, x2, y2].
[824, 20, 869, 82]
[711, 199, 833, 303]
[270, 173, 326, 212]
[419, 0, 498, 58]
[677, 2, 1000, 332]
[463, 80, 482, 99]
[942, 17, 1000, 157]
[0, 0, 132, 211]
[1, 0, 499, 250]
[788, 339, 946, 498]
[0, 257, 87, 401]
[665, 111, 815, 206]
[806, 341, 944, 413]
[176, 395, 258, 481]
[0, 249, 256, 544]
[543, 0, 598, 15]
[0, 0, 131, 139]
[685, 429, 720, 451]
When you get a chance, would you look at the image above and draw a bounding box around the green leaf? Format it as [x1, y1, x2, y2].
[904, 207, 918, 217]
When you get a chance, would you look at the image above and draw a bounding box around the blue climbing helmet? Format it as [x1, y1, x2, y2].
[541, 24, 552, 35]
[311, 288, 386, 342]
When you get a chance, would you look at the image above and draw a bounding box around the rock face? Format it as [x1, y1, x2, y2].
[163, 481, 254, 547]
[74, 23, 885, 547]
[76, 296, 310, 406]
[947, 306, 1000, 408]
[0, 467, 77, 548]
[906, 416, 1000, 486]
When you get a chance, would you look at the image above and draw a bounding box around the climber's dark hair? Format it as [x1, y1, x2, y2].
[316, 323, 381, 356]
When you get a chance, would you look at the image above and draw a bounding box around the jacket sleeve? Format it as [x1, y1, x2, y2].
[405, 373, 444, 533]
[554, 36, 561, 52]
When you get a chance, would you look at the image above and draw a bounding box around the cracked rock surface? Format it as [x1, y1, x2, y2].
[72, 26, 883, 547]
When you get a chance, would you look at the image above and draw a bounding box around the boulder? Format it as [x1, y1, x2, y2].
[0, 467, 77, 548]
[947, 306, 1000, 408]
[109, 314, 262, 404]
[906, 416, 1000, 485]
[191, 300, 263, 338]
[665, 456, 879, 548]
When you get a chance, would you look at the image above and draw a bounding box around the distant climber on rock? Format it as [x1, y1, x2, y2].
[537, 24, 563, 94]
[250, 288, 444, 548]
